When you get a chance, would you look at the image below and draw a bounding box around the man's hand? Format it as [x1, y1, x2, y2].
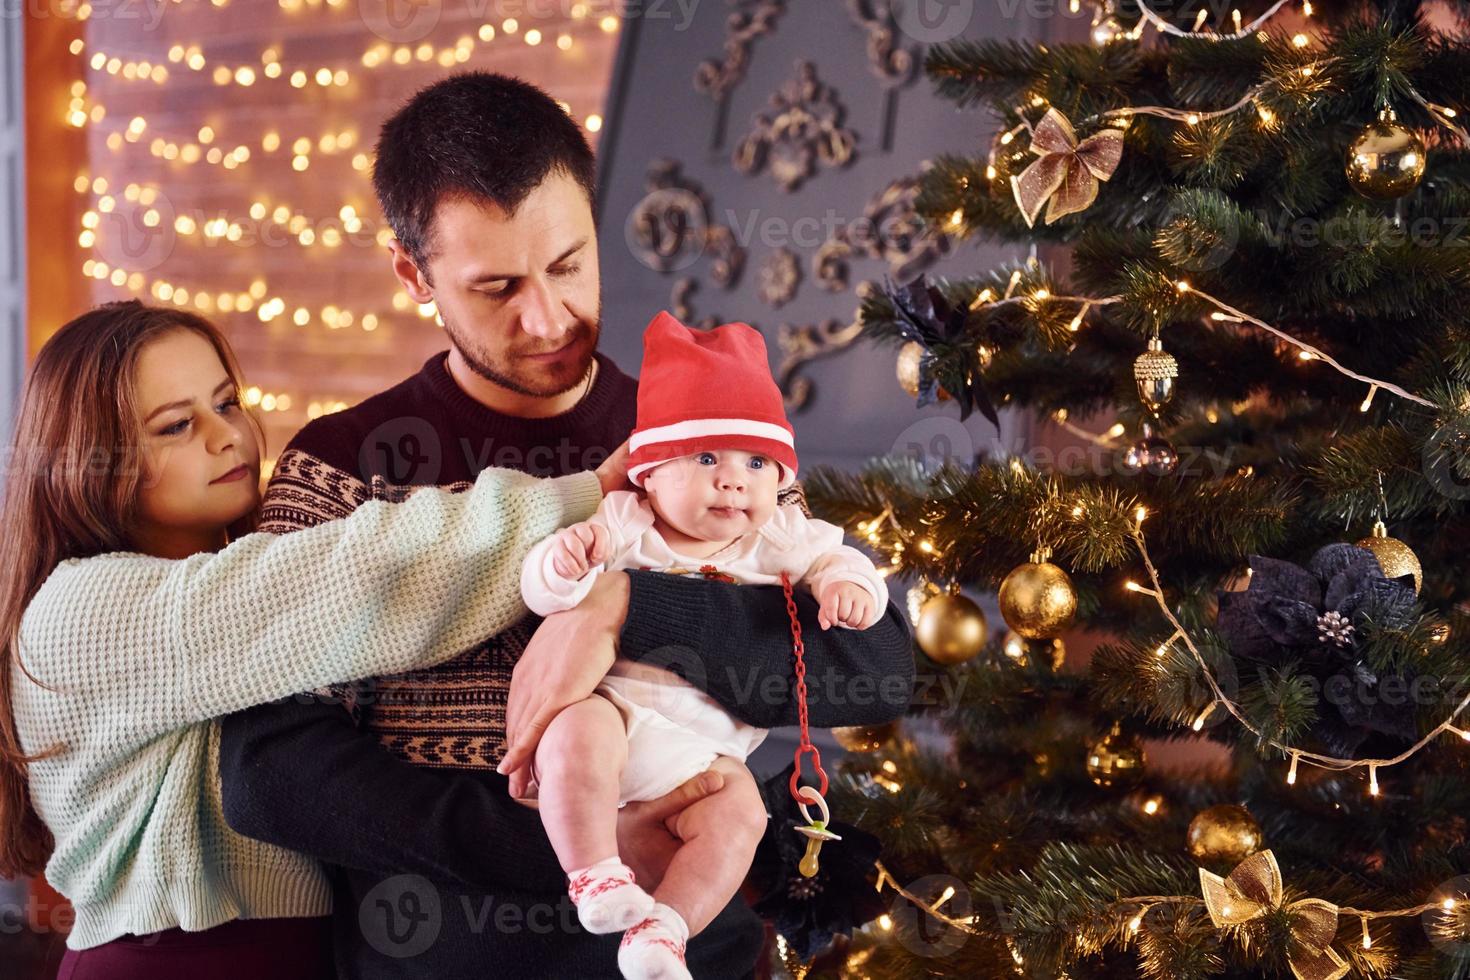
[550, 521, 610, 579]
[498, 570, 631, 791]
[615, 769, 725, 892]
[817, 580, 874, 630]
[595, 440, 632, 497]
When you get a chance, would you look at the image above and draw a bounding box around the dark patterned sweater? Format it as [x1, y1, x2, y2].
[218, 349, 915, 979]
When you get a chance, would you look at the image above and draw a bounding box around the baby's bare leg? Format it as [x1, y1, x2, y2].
[656, 756, 768, 936]
[538, 695, 657, 935]
[534, 694, 627, 871]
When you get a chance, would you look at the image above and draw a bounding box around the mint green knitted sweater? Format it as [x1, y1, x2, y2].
[11, 466, 602, 949]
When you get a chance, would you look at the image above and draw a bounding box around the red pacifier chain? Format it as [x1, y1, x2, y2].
[779, 571, 840, 877]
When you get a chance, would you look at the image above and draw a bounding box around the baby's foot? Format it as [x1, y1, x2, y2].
[567, 857, 655, 935]
[617, 902, 690, 980]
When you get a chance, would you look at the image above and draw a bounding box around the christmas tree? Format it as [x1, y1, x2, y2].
[765, 2, 1470, 976]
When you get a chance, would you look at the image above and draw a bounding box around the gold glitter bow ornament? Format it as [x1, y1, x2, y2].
[1009, 107, 1125, 227]
[1198, 849, 1349, 980]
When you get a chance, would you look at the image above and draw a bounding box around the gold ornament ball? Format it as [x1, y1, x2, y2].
[999, 560, 1077, 639]
[1355, 519, 1422, 595]
[895, 341, 950, 401]
[896, 341, 925, 397]
[1186, 804, 1264, 868]
[1002, 630, 1066, 671]
[831, 720, 900, 753]
[1346, 108, 1427, 200]
[916, 592, 988, 665]
[905, 579, 944, 626]
[1086, 724, 1146, 790]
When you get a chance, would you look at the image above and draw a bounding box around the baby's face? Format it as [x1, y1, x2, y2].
[642, 449, 781, 542]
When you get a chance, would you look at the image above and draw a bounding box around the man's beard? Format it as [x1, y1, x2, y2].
[442, 309, 601, 398]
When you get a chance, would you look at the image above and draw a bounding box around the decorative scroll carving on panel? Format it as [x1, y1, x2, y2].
[626, 159, 746, 289]
[693, 0, 786, 149]
[813, 174, 950, 293]
[732, 61, 858, 192]
[846, 0, 919, 149]
[693, 0, 785, 100]
[776, 301, 869, 411]
[704, 225, 745, 289]
[670, 278, 719, 329]
[671, 277, 697, 321]
[846, 0, 917, 87]
[758, 248, 801, 308]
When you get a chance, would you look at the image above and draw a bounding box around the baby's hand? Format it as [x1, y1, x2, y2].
[550, 522, 609, 580]
[817, 581, 874, 631]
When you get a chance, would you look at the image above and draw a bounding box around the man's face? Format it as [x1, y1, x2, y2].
[391, 171, 602, 398]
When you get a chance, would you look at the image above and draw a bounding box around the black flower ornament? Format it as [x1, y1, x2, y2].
[749, 764, 885, 960]
[883, 274, 1000, 427]
[1216, 543, 1419, 755]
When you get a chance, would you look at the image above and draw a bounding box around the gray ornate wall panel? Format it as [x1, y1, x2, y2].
[595, 1, 1043, 473]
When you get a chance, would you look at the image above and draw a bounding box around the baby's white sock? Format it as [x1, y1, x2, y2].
[617, 902, 691, 980]
[566, 856, 655, 935]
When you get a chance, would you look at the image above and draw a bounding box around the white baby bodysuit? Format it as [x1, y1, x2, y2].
[520, 490, 889, 803]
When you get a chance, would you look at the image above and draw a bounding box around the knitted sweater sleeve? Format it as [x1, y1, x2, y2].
[219, 443, 584, 895]
[618, 571, 915, 729]
[609, 483, 914, 729]
[16, 466, 603, 741]
[220, 696, 571, 895]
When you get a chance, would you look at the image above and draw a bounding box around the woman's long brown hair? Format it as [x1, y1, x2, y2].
[0, 300, 264, 879]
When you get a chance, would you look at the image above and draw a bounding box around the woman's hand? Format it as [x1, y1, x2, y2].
[595, 440, 632, 497]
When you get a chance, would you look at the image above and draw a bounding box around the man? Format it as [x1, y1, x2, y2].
[219, 72, 913, 979]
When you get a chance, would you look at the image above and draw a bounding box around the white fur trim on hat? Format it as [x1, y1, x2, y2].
[629, 418, 795, 452]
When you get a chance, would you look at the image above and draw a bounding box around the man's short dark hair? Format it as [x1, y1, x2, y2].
[372, 71, 597, 275]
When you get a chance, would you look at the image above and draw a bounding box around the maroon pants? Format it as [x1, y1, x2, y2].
[56, 915, 333, 980]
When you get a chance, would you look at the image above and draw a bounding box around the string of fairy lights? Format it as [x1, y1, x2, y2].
[62, 1, 617, 437]
[834, 507, 1470, 969]
[67, 2, 621, 90]
[862, 854, 1465, 969]
[1136, 280, 1432, 410]
[812, 4, 1470, 973]
[1124, 510, 1470, 793]
[913, 266, 1435, 416]
[974, 0, 1465, 203]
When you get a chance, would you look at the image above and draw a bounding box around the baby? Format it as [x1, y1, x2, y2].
[518, 311, 888, 980]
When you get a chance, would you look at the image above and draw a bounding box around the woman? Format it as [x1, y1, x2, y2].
[0, 300, 624, 978]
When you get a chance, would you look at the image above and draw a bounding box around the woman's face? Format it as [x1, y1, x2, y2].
[132, 329, 261, 548]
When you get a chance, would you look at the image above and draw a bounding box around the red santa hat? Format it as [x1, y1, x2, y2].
[626, 311, 798, 489]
